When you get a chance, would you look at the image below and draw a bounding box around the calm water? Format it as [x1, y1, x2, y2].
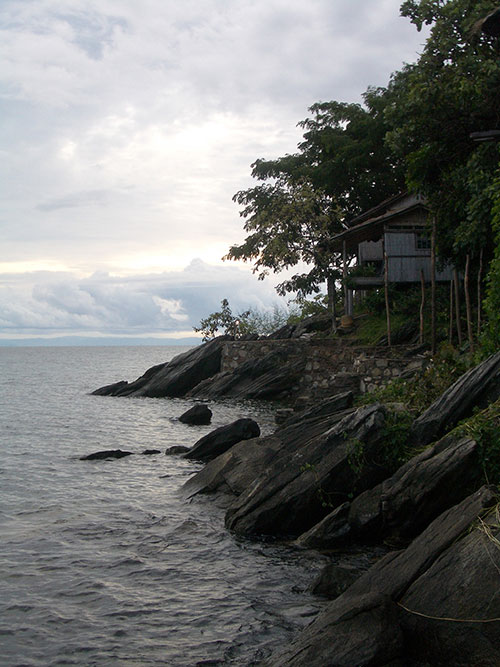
[0, 346, 326, 666]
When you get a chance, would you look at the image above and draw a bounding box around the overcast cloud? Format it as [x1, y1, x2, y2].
[0, 0, 428, 340]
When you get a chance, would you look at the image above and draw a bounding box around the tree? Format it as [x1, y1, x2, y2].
[386, 0, 500, 267]
[225, 89, 405, 298]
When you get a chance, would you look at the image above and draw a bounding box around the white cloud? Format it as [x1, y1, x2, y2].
[0, 260, 285, 337]
[0, 0, 429, 337]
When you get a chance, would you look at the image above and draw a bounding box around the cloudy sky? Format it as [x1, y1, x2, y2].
[1, 0, 429, 341]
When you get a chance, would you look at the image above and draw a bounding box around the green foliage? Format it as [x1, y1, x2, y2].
[226, 88, 405, 297]
[387, 0, 500, 269]
[482, 154, 500, 353]
[193, 299, 247, 341]
[193, 299, 292, 341]
[286, 293, 329, 323]
[454, 399, 500, 485]
[358, 345, 471, 413]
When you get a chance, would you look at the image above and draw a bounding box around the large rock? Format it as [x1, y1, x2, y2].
[410, 350, 500, 446]
[399, 506, 500, 666]
[297, 433, 480, 551]
[182, 399, 356, 500]
[187, 348, 305, 400]
[91, 338, 226, 398]
[183, 418, 260, 462]
[182, 435, 284, 498]
[178, 404, 212, 425]
[224, 404, 389, 538]
[349, 433, 479, 541]
[268, 592, 404, 667]
[269, 486, 497, 666]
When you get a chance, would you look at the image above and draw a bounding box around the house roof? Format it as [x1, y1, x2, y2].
[330, 194, 428, 253]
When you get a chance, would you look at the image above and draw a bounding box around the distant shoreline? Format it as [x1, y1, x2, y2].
[0, 336, 201, 347]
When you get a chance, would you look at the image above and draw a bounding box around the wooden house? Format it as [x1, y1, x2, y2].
[330, 192, 453, 314]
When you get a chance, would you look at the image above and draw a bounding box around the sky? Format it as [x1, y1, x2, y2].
[0, 0, 430, 342]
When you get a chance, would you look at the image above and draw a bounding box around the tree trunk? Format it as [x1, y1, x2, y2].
[384, 252, 391, 347]
[420, 269, 425, 345]
[464, 254, 474, 352]
[453, 268, 462, 347]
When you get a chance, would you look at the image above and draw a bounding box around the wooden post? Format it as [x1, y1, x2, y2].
[453, 268, 462, 347]
[449, 279, 454, 345]
[430, 218, 437, 355]
[419, 269, 425, 345]
[477, 247, 483, 337]
[384, 252, 391, 347]
[465, 254, 474, 352]
[342, 241, 348, 316]
[327, 275, 337, 333]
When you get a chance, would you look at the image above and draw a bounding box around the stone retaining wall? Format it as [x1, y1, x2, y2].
[222, 339, 427, 398]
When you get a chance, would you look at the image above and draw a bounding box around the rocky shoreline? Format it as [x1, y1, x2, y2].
[92, 343, 500, 666]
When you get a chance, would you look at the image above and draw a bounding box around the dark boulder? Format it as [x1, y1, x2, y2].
[269, 592, 404, 667]
[296, 432, 480, 550]
[269, 486, 497, 666]
[80, 449, 133, 460]
[224, 404, 388, 538]
[141, 449, 161, 455]
[182, 435, 283, 498]
[187, 348, 305, 400]
[410, 350, 500, 446]
[310, 562, 362, 598]
[92, 338, 227, 398]
[183, 418, 260, 462]
[178, 404, 212, 425]
[165, 445, 190, 455]
[399, 505, 500, 666]
[296, 502, 353, 549]
[278, 391, 354, 429]
[182, 402, 356, 500]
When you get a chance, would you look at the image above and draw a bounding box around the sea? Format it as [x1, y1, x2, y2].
[0, 345, 328, 666]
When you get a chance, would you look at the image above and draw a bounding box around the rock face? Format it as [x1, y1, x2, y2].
[410, 350, 500, 446]
[298, 432, 480, 549]
[92, 338, 227, 398]
[183, 418, 261, 462]
[187, 348, 306, 400]
[178, 404, 212, 425]
[80, 449, 133, 460]
[270, 486, 497, 666]
[225, 404, 389, 538]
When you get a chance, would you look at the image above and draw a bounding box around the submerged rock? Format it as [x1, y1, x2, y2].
[141, 449, 161, 455]
[165, 445, 190, 455]
[80, 449, 133, 460]
[178, 404, 213, 425]
[183, 418, 260, 462]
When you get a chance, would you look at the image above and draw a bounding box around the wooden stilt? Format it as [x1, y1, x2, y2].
[420, 269, 425, 345]
[384, 252, 391, 347]
[465, 254, 474, 352]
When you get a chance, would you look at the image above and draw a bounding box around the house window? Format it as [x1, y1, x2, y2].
[415, 231, 431, 250]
